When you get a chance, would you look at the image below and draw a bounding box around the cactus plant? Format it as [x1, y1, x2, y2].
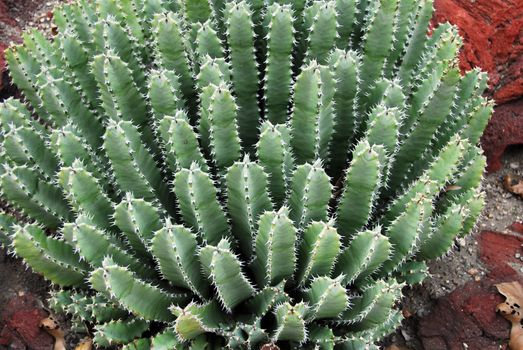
[0, 0, 492, 348]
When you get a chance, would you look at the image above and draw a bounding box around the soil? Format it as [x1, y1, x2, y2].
[0, 0, 57, 40]
[0, 248, 48, 310]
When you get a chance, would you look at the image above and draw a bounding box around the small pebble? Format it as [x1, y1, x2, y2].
[516, 253, 521, 259]
[467, 268, 479, 275]
[401, 329, 412, 341]
[510, 162, 520, 169]
[402, 308, 413, 318]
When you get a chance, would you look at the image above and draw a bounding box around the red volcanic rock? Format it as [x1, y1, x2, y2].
[418, 230, 523, 349]
[419, 283, 508, 350]
[0, 327, 25, 350]
[509, 222, 523, 235]
[479, 230, 523, 280]
[0, 293, 54, 350]
[433, 0, 523, 104]
[481, 98, 523, 172]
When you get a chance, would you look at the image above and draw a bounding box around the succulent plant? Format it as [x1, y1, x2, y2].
[0, 0, 492, 348]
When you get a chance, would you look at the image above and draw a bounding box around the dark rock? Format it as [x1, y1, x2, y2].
[481, 98, 523, 172]
[0, 293, 54, 350]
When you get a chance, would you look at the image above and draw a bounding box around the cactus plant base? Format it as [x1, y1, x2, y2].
[0, 0, 493, 348]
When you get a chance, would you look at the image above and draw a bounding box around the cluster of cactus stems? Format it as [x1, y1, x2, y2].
[0, 0, 492, 348]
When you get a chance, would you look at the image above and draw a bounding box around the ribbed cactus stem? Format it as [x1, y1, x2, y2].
[290, 62, 321, 164]
[264, 3, 294, 124]
[226, 155, 272, 258]
[288, 160, 332, 228]
[225, 1, 260, 150]
[251, 207, 296, 287]
[1, 0, 492, 347]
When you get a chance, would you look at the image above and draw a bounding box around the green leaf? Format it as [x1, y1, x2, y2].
[103, 119, 174, 214]
[1, 165, 70, 228]
[328, 49, 359, 178]
[58, 160, 114, 231]
[207, 84, 242, 170]
[418, 203, 465, 260]
[172, 300, 226, 341]
[358, 0, 398, 111]
[379, 195, 424, 275]
[152, 12, 195, 114]
[113, 194, 161, 259]
[159, 112, 208, 172]
[71, 223, 154, 279]
[398, 0, 435, 87]
[244, 281, 288, 317]
[306, 1, 337, 64]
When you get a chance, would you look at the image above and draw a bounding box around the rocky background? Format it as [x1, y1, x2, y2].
[0, 0, 522, 349]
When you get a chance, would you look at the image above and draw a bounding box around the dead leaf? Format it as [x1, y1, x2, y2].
[496, 282, 523, 350]
[503, 174, 523, 198]
[474, 275, 481, 282]
[445, 185, 462, 192]
[40, 317, 66, 350]
[75, 338, 92, 350]
[402, 308, 413, 318]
